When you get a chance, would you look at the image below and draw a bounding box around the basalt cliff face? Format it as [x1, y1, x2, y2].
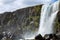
[55, 11, 60, 33]
[0, 5, 42, 39]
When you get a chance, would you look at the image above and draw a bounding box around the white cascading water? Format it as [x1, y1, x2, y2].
[38, 1, 59, 37]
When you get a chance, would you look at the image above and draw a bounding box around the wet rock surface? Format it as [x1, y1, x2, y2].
[35, 34, 60, 40]
[35, 34, 45, 40]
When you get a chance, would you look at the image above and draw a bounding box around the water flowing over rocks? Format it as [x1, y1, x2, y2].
[38, 1, 59, 36]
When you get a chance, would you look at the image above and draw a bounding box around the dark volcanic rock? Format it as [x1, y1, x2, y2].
[35, 34, 45, 40]
[0, 34, 3, 40]
[55, 11, 60, 33]
[35, 34, 60, 40]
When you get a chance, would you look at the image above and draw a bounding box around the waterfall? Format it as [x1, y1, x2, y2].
[22, 1, 59, 40]
[38, 1, 59, 37]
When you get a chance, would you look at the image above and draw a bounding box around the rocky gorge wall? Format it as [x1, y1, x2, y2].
[0, 5, 42, 39]
[55, 11, 60, 33]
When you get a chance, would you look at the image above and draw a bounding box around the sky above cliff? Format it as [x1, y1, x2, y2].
[0, 0, 58, 13]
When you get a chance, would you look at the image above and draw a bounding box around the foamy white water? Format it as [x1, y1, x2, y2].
[38, 1, 59, 37]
